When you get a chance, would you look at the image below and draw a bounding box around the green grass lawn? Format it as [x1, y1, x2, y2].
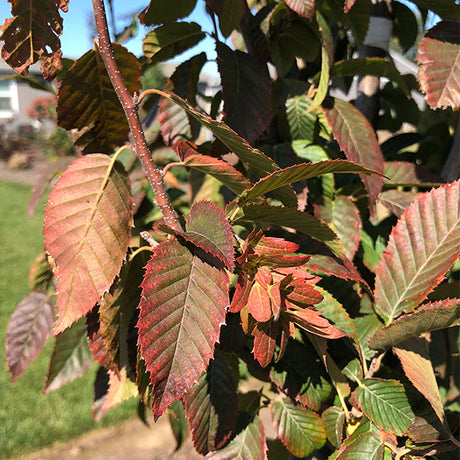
[0, 181, 137, 459]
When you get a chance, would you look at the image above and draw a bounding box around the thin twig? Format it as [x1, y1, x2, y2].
[91, 0, 182, 232]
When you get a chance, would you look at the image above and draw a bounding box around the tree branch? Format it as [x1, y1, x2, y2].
[91, 0, 182, 232]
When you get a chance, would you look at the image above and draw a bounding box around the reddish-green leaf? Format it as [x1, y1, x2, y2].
[6, 291, 54, 382]
[57, 45, 141, 153]
[271, 399, 326, 457]
[314, 195, 362, 260]
[378, 190, 422, 218]
[183, 154, 252, 195]
[313, 287, 359, 342]
[143, 22, 205, 64]
[369, 299, 460, 352]
[167, 400, 190, 450]
[335, 432, 384, 460]
[217, 42, 271, 143]
[205, 415, 267, 460]
[184, 350, 238, 454]
[353, 378, 415, 436]
[43, 154, 133, 334]
[93, 367, 138, 421]
[323, 98, 384, 211]
[138, 237, 229, 417]
[307, 254, 365, 284]
[238, 160, 380, 206]
[286, 0, 315, 18]
[233, 204, 343, 257]
[383, 161, 443, 186]
[159, 80, 194, 148]
[374, 180, 460, 323]
[139, 0, 197, 26]
[394, 337, 445, 424]
[0, 0, 67, 79]
[322, 406, 345, 448]
[417, 21, 460, 109]
[181, 201, 235, 271]
[44, 318, 93, 394]
[157, 91, 296, 206]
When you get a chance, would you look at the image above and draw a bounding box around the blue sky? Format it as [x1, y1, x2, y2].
[0, 0, 219, 75]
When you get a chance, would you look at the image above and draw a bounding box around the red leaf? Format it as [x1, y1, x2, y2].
[182, 201, 235, 271]
[285, 278, 324, 307]
[286, 0, 315, 19]
[252, 320, 279, 368]
[0, 0, 68, 79]
[374, 180, 460, 323]
[323, 98, 384, 213]
[307, 254, 365, 284]
[344, 0, 357, 13]
[217, 42, 271, 143]
[417, 20, 460, 109]
[138, 237, 229, 417]
[248, 281, 272, 323]
[6, 291, 54, 382]
[184, 351, 238, 454]
[43, 154, 133, 333]
[285, 306, 346, 339]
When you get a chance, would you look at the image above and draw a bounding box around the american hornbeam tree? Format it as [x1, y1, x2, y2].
[2, 0, 460, 458]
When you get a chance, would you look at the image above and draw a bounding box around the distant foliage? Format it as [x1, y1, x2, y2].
[2, 0, 459, 459]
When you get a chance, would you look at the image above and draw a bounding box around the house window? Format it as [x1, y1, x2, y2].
[0, 79, 13, 112]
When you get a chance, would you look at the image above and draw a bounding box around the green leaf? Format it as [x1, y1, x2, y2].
[167, 400, 189, 450]
[374, 180, 460, 323]
[44, 318, 93, 393]
[238, 160, 380, 206]
[0, 0, 67, 79]
[417, 20, 460, 109]
[308, 11, 333, 112]
[184, 350, 238, 454]
[393, 337, 445, 424]
[322, 406, 345, 448]
[219, 0, 245, 37]
[285, 95, 317, 141]
[410, 0, 460, 21]
[353, 378, 415, 436]
[206, 414, 267, 460]
[335, 432, 384, 460]
[157, 91, 296, 206]
[392, 1, 419, 53]
[6, 291, 54, 382]
[99, 252, 150, 371]
[354, 315, 383, 360]
[57, 44, 141, 153]
[314, 195, 362, 261]
[217, 42, 271, 143]
[233, 203, 343, 257]
[138, 0, 197, 26]
[369, 299, 460, 352]
[323, 98, 384, 211]
[327, 58, 409, 95]
[183, 154, 252, 195]
[43, 154, 133, 333]
[138, 237, 229, 417]
[271, 399, 326, 457]
[270, 340, 332, 411]
[143, 22, 205, 65]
